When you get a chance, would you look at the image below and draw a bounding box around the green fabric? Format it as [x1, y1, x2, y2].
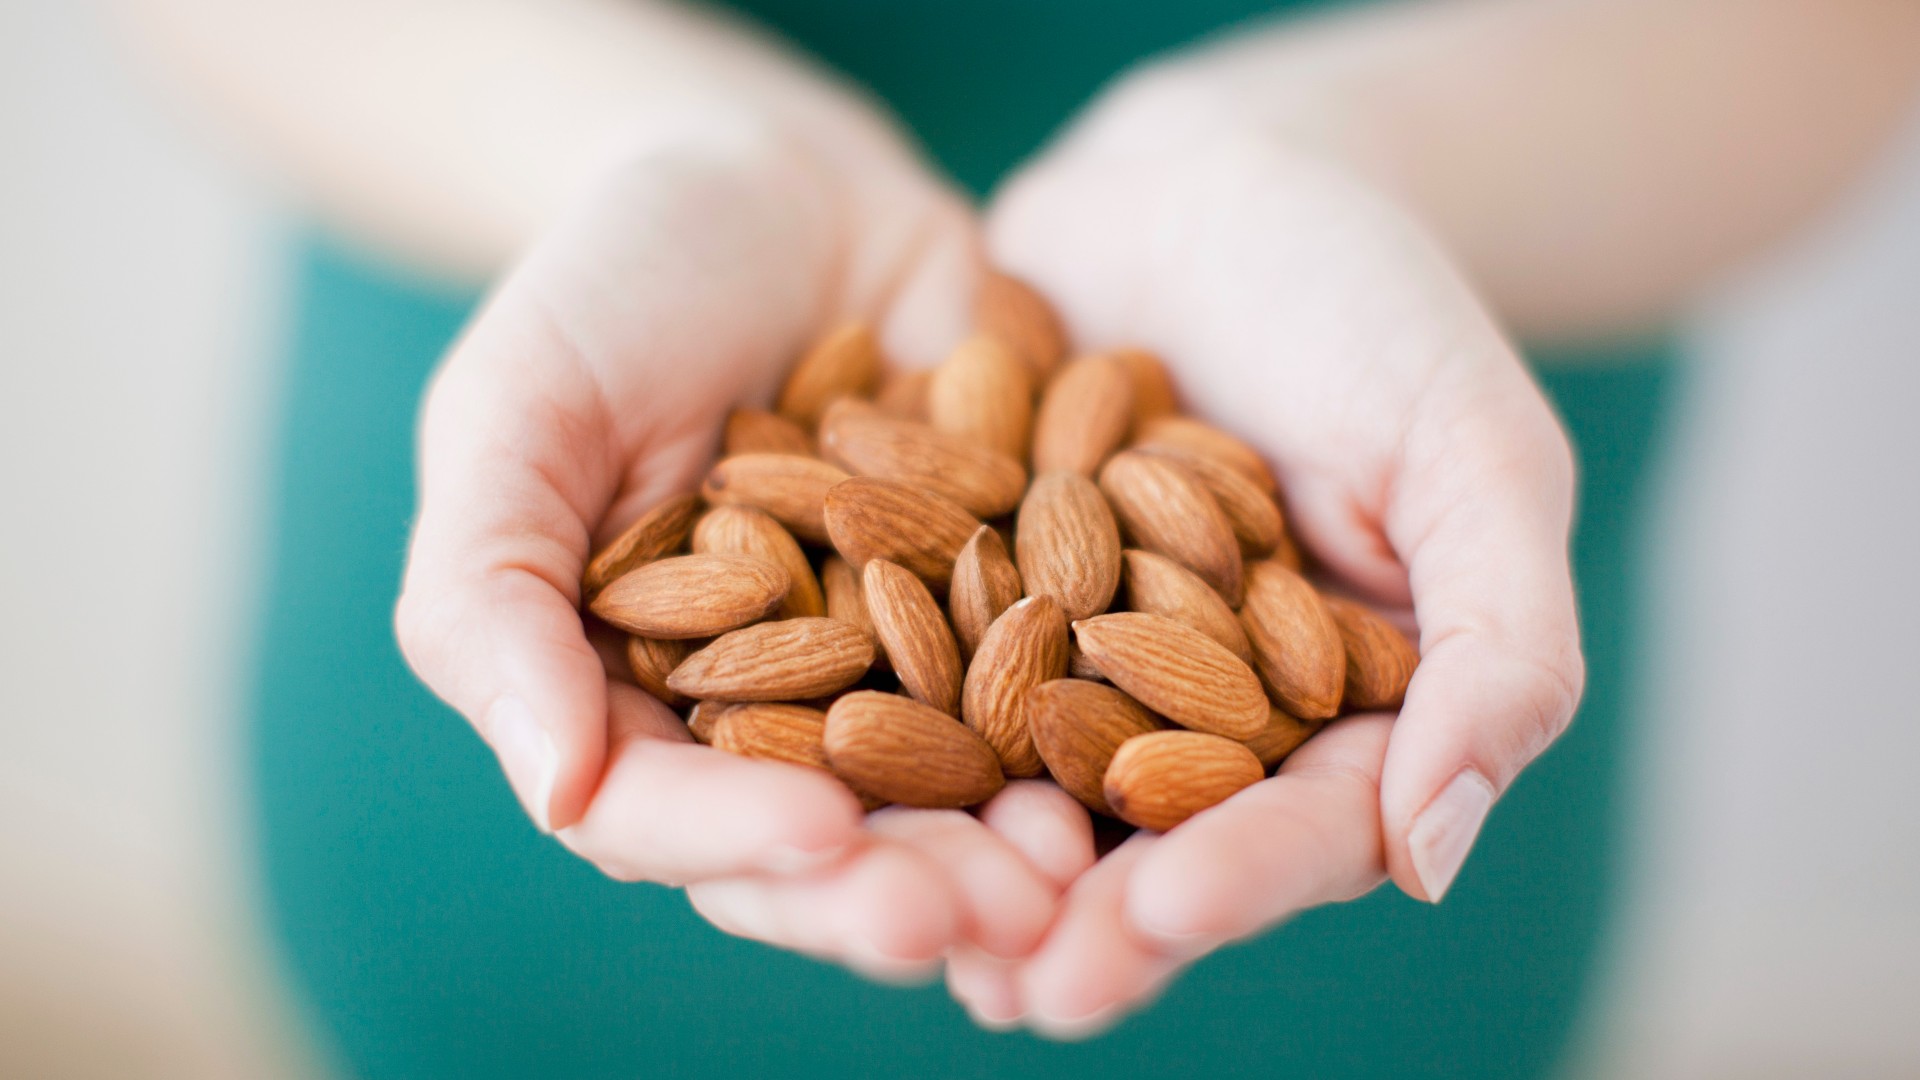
[249, 4, 1674, 1077]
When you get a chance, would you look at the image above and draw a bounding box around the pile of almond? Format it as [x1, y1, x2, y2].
[583, 274, 1418, 831]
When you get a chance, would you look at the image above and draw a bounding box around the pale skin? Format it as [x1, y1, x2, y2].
[123, 0, 1920, 1038]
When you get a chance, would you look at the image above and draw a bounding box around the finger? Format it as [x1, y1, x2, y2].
[870, 192, 983, 367]
[1377, 378, 1585, 902]
[865, 807, 1058, 960]
[1122, 715, 1391, 953]
[687, 840, 961, 983]
[945, 947, 1024, 1031]
[976, 780, 1097, 889]
[1015, 835, 1179, 1040]
[558, 684, 865, 883]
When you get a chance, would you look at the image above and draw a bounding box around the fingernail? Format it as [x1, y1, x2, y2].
[1130, 923, 1221, 961]
[1030, 1002, 1119, 1042]
[488, 696, 558, 833]
[1408, 767, 1495, 903]
[757, 842, 851, 875]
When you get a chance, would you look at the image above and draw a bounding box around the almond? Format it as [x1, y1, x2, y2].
[590, 553, 787, 639]
[1071, 612, 1268, 740]
[1031, 354, 1134, 476]
[820, 555, 886, 667]
[777, 321, 881, 428]
[1026, 678, 1162, 815]
[665, 617, 874, 701]
[1103, 730, 1263, 831]
[822, 477, 981, 592]
[1325, 595, 1419, 711]
[1241, 706, 1321, 769]
[700, 453, 849, 545]
[1133, 416, 1277, 494]
[819, 403, 1027, 518]
[685, 700, 727, 744]
[862, 560, 964, 716]
[1067, 641, 1105, 681]
[961, 597, 1068, 777]
[1139, 444, 1283, 557]
[928, 335, 1033, 460]
[1014, 471, 1121, 621]
[1119, 548, 1252, 663]
[724, 407, 813, 457]
[975, 270, 1065, 380]
[710, 702, 831, 771]
[1097, 450, 1243, 606]
[626, 635, 693, 708]
[1239, 560, 1346, 719]
[823, 691, 1005, 808]
[691, 505, 825, 619]
[581, 493, 701, 600]
[1272, 528, 1305, 572]
[1116, 347, 1178, 433]
[949, 525, 1022, 662]
[874, 366, 933, 421]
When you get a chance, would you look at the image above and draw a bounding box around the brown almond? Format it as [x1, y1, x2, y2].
[690, 505, 825, 619]
[874, 366, 933, 421]
[928, 335, 1034, 460]
[685, 700, 728, 745]
[590, 553, 787, 639]
[819, 404, 1027, 518]
[1067, 641, 1105, 681]
[1014, 471, 1121, 621]
[1239, 560, 1346, 719]
[1272, 529, 1305, 573]
[1103, 730, 1263, 831]
[1026, 679, 1162, 815]
[823, 691, 1005, 808]
[820, 555, 886, 668]
[710, 702, 831, 771]
[1116, 347, 1178, 433]
[724, 407, 813, 457]
[1031, 355, 1134, 476]
[581, 493, 701, 600]
[1120, 549, 1252, 663]
[1097, 450, 1243, 606]
[1325, 595, 1419, 711]
[777, 321, 881, 428]
[975, 270, 1065, 380]
[1071, 612, 1268, 740]
[700, 453, 849, 545]
[961, 597, 1068, 777]
[862, 560, 964, 717]
[1139, 444, 1283, 557]
[1242, 706, 1322, 769]
[626, 635, 693, 708]
[822, 477, 982, 592]
[949, 525, 1022, 662]
[1133, 416, 1277, 493]
[666, 617, 875, 701]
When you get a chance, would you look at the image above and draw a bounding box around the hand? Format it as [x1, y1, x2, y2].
[945, 70, 1586, 1034]
[392, 93, 1075, 975]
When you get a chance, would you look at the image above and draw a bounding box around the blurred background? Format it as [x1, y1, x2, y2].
[2, 1, 1916, 1076]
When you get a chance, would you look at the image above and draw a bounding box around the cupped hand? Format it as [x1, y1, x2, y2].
[946, 71, 1586, 1035]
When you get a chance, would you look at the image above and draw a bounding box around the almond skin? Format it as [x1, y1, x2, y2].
[1098, 450, 1243, 607]
[1242, 706, 1321, 769]
[1031, 354, 1135, 476]
[975, 270, 1065, 380]
[819, 402, 1027, 519]
[1027, 678, 1162, 815]
[724, 407, 813, 457]
[1103, 730, 1264, 831]
[581, 493, 701, 600]
[665, 617, 874, 701]
[822, 477, 982, 592]
[1071, 612, 1269, 740]
[1139, 444, 1283, 557]
[626, 635, 693, 708]
[1015, 471, 1122, 621]
[1324, 595, 1419, 711]
[691, 505, 825, 619]
[929, 335, 1034, 460]
[823, 691, 1006, 808]
[1119, 548, 1252, 663]
[862, 560, 964, 717]
[685, 700, 727, 744]
[1067, 641, 1106, 681]
[710, 703, 831, 771]
[961, 597, 1069, 777]
[874, 366, 933, 421]
[1116, 347, 1179, 433]
[700, 453, 850, 545]
[820, 555, 886, 668]
[949, 525, 1022, 662]
[1133, 416, 1277, 494]
[776, 321, 881, 428]
[590, 553, 788, 639]
[1273, 529, 1305, 573]
[1239, 560, 1346, 719]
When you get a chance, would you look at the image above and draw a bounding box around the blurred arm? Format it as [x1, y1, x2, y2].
[1070, 0, 1920, 339]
